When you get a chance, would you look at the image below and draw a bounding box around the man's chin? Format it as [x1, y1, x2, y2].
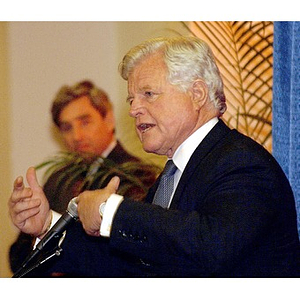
[142, 143, 161, 156]
[76, 149, 96, 157]
[76, 147, 92, 153]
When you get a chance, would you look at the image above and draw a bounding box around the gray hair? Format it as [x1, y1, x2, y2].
[119, 36, 226, 115]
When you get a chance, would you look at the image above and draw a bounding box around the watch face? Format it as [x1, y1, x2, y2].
[100, 202, 106, 217]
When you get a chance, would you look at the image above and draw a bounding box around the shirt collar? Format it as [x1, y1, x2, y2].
[172, 117, 219, 173]
[101, 138, 117, 158]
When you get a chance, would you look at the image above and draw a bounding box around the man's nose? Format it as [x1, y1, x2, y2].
[129, 99, 144, 118]
[72, 126, 84, 140]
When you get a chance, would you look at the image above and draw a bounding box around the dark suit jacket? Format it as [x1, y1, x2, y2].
[10, 142, 158, 274]
[25, 120, 300, 277]
[43, 141, 150, 213]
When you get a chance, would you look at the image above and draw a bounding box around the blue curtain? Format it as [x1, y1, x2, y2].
[272, 21, 300, 236]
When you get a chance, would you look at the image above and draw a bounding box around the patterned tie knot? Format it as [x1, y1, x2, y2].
[162, 160, 177, 177]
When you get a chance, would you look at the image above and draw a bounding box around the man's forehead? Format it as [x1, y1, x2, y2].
[128, 58, 166, 89]
[59, 97, 101, 122]
[132, 51, 165, 74]
[127, 75, 165, 95]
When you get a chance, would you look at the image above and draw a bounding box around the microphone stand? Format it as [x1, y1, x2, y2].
[13, 245, 63, 278]
[12, 197, 79, 278]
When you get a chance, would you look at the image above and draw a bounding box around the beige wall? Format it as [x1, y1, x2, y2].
[0, 22, 15, 278]
[0, 21, 190, 277]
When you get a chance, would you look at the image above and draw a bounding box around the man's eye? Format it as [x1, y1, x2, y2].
[144, 91, 160, 102]
[81, 120, 90, 126]
[126, 97, 134, 105]
[60, 124, 71, 132]
[145, 91, 153, 97]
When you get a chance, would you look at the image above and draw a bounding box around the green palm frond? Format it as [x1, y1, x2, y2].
[182, 21, 273, 151]
[36, 151, 161, 200]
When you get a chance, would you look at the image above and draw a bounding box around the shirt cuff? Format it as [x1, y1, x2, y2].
[33, 210, 61, 249]
[100, 194, 124, 237]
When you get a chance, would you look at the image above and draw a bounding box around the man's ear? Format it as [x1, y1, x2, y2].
[191, 80, 209, 110]
[104, 109, 115, 132]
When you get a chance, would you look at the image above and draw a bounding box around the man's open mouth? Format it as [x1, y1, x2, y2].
[137, 123, 155, 133]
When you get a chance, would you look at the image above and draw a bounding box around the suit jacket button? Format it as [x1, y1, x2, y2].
[140, 258, 151, 267]
[118, 230, 128, 238]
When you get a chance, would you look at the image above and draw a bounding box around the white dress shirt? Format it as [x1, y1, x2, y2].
[100, 117, 219, 236]
[37, 119, 219, 241]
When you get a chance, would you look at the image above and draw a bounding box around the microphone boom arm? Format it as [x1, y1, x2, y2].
[12, 197, 79, 278]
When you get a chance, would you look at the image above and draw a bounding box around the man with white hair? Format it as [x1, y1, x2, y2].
[9, 37, 300, 277]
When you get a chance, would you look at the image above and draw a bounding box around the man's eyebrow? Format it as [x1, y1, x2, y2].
[140, 85, 153, 91]
[126, 85, 154, 101]
[60, 114, 92, 124]
[76, 114, 92, 120]
[126, 95, 133, 103]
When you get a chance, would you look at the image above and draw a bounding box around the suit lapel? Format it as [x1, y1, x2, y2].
[145, 120, 231, 207]
[169, 119, 231, 209]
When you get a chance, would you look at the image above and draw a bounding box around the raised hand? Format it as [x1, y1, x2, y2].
[8, 167, 51, 237]
[77, 176, 120, 236]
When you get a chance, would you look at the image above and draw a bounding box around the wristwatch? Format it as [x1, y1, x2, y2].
[99, 202, 106, 218]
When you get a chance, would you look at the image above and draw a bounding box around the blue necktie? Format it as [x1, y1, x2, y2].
[153, 160, 177, 208]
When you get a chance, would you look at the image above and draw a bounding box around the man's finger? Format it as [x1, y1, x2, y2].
[105, 176, 120, 194]
[14, 205, 40, 224]
[13, 176, 24, 190]
[26, 167, 41, 190]
[13, 198, 41, 214]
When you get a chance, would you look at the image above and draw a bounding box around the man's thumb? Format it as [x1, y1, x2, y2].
[26, 167, 40, 190]
[106, 176, 120, 194]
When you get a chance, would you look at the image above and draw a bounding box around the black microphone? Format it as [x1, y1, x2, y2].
[14, 197, 79, 276]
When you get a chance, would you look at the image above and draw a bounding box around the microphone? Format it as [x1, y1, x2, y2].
[14, 197, 79, 276]
[35, 196, 79, 252]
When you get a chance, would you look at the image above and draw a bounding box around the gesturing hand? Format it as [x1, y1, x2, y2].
[77, 176, 120, 237]
[8, 167, 51, 238]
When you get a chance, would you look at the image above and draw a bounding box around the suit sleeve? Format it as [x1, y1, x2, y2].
[109, 144, 296, 277]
